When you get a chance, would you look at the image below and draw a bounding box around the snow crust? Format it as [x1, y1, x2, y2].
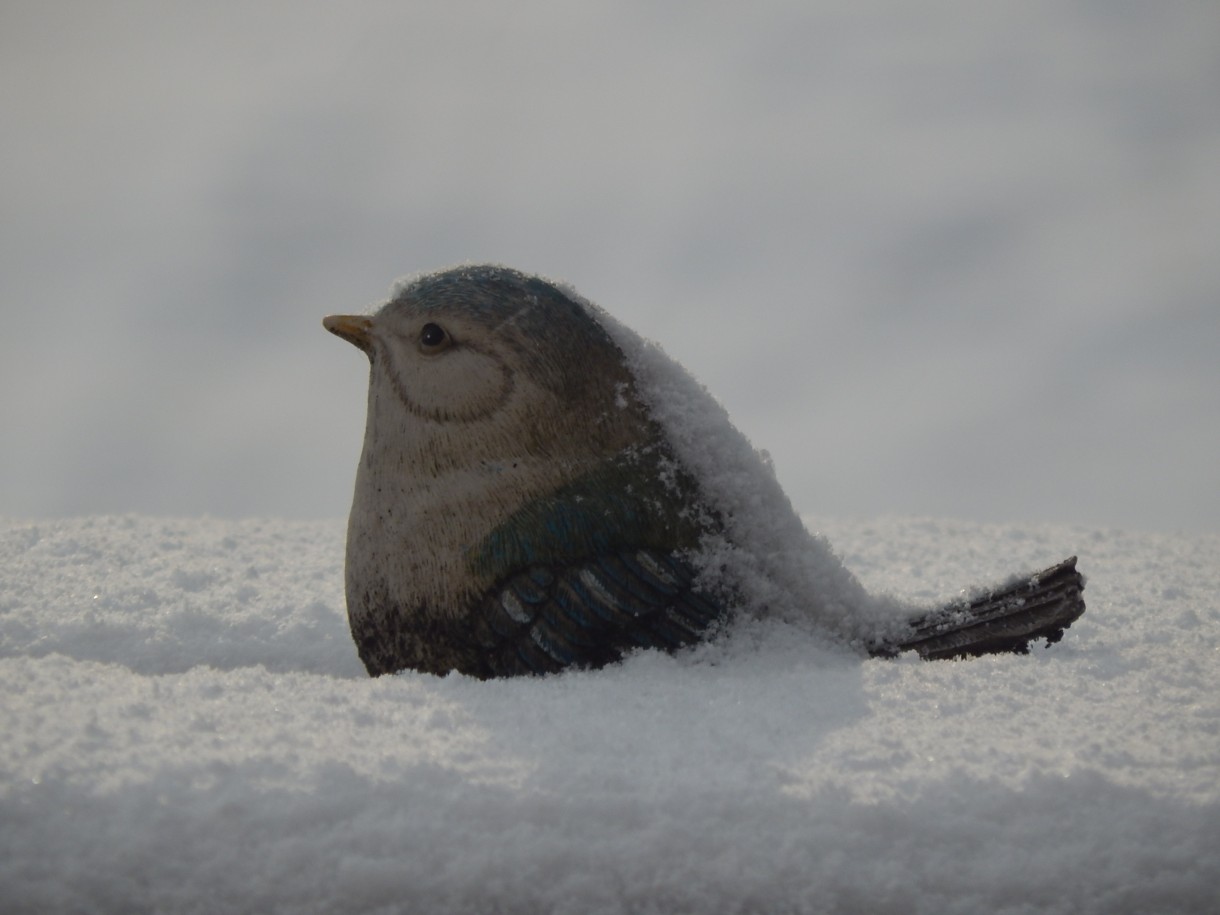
[3, 514, 1218, 914]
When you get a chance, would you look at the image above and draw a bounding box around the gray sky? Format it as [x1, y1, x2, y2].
[2, 0, 1218, 533]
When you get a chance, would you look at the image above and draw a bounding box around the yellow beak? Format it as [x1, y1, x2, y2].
[323, 314, 374, 353]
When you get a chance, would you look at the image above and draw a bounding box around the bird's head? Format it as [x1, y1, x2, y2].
[324, 265, 652, 469]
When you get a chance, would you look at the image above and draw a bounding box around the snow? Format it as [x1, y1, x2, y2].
[587, 290, 906, 647]
[3, 514, 1217, 914]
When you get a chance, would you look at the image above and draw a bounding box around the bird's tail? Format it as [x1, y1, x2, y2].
[870, 556, 1086, 660]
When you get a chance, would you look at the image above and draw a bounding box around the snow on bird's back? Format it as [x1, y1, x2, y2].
[566, 283, 907, 652]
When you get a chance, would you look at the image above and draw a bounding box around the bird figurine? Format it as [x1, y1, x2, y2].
[324, 264, 1085, 678]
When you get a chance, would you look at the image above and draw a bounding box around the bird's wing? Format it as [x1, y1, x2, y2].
[469, 548, 725, 676]
[870, 556, 1086, 660]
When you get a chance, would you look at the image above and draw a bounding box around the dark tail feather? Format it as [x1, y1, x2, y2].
[870, 556, 1086, 661]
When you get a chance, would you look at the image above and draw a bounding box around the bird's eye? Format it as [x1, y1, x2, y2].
[418, 322, 450, 353]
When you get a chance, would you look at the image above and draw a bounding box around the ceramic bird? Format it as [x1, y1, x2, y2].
[324, 265, 1084, 678]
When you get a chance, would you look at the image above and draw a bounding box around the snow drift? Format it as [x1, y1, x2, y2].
[1, 514, 1217, 914]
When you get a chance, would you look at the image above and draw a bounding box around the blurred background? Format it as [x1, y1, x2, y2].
[2, 0, 1217, 533]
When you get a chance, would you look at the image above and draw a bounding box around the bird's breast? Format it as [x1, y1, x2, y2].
[344, 453, 602, 626]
